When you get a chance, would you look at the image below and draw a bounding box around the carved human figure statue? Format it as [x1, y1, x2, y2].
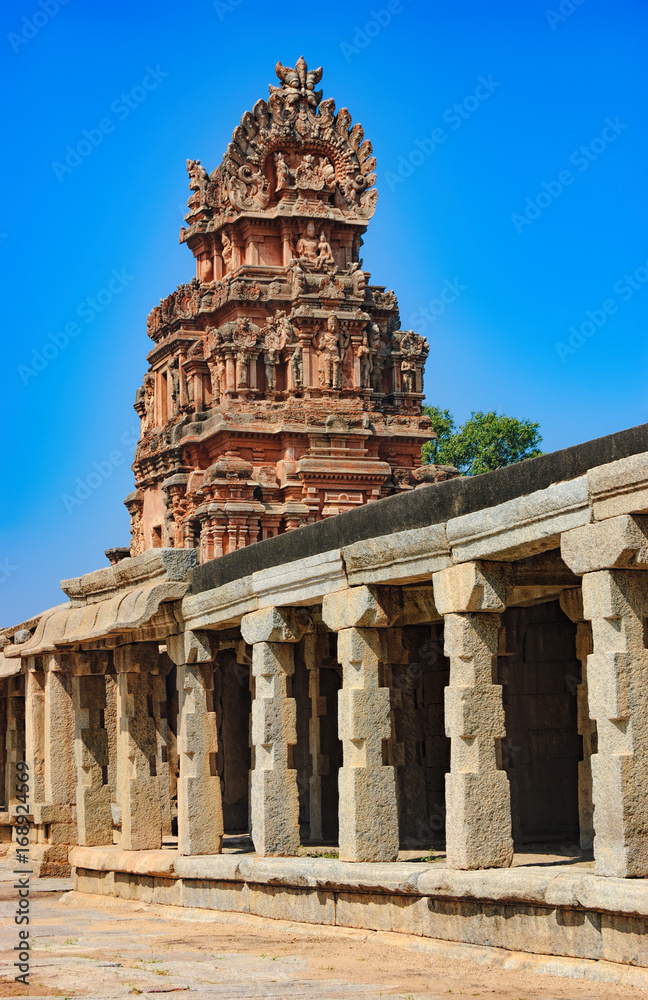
[187, 158, 209, 204]
[275, 312, 288, 347]
[288, 258, 306, 295]
[295, 154, 324, 191]
[319, 315, 342, 389]
[209, 360, 223, 401]
[368, 323, 384, 392]
[143, 374, 155, 429]
[221, 232, 233, 273]
[401, 357, 416, 393]
[320, 158, 336, 191]
[129, 505, 144, 557]
[356, 332, 372, 389]
[317, 231, 335, 270]
[264, 347, 279, 391]
[236, 350, 249, 389]
[290, 341, 303, 389]
[217, 358, 226, 396]
[274, 152, 292, 191]
[296, 221, 319, 262]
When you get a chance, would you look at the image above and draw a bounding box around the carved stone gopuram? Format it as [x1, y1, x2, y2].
[128, 57, 433, 560]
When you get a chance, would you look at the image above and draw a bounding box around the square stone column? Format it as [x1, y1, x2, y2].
[240, 608, 311, 857]
[113, 643, 163, 851]
[71, 660, 113, 846]
[0, 684, 7, 810]
[322, 587, 404, 862]
[25, 655, 77, 870]
[168, 631, 223, 856]
[562, 516, 648, 876]
[43, 658, 76, 811]
[433, 562, 513, 870]
[5, 675, 25, 816]
[25, 663, 46, 806]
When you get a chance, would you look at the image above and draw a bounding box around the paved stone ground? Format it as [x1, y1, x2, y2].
[1, 869, 648, 1000]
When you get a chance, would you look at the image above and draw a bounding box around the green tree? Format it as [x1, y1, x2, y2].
[422, 407, 542, 476]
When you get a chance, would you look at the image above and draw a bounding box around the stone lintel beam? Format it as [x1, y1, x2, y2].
[508, 549, 578, 586]
[241, 606, 312, 645]
[506, 550, 581, 606]
[433, 561, 508, 616]
[113, 642, 160, 675]
[560, 588, 585, 623]
[561, 515, 648, 576]
[322, 585, 438, 632]
[60, 650, 112, 676]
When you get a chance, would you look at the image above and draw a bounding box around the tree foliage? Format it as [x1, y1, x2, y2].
[422, 406, 543, 476]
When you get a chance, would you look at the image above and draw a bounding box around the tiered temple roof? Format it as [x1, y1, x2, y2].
[127, 58, 436, 562]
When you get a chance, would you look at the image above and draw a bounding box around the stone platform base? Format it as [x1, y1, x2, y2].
[70, 846, 648, 970]
[3, 841, 72, 877]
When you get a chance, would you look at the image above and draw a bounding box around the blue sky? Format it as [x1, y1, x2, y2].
[1, 0, 647, 625]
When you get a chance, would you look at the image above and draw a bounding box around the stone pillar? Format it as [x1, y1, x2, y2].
[0, 683, 7, 810]
[113, 643, 163, 851]
[168, 631, 223, 856]
[71, 663, 113, 846]
[433, 562, 513, 870]
[559, 589, 595, 851]
[105, 674, 119, 842]
[6, 675, 25, 816]
[240, 607, 311, 856]
[26, 656, 77, 870]
[322, 587, 401, 862]
[562, 515, 648, 876]
[25, 663, 46, 807]
[43, 659, 76, 810]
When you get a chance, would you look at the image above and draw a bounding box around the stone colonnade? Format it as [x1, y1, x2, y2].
[3, 514, 648, 877]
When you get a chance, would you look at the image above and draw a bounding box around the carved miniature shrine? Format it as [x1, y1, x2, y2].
[129, 57, 433, 559]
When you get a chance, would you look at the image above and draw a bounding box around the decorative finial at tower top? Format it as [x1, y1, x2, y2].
[270, 55, 323, 108]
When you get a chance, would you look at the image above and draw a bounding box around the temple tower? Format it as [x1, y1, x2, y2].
[127, 58, 434, 561]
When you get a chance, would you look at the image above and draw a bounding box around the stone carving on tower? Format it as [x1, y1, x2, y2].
[127, 57, 435, 559]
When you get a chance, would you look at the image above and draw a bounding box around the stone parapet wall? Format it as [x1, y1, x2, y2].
[187, 422, 648, 598]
